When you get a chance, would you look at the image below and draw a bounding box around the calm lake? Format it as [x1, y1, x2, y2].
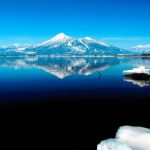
[0, 57, 150, 149]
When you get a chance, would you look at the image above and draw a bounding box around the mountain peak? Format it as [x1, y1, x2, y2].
[84, 37, 95, 41]
[51, 33, 72, 42]
[82, 37, 110, 47]
[41, 33, 72, 46]
[55, 32, 69, 37]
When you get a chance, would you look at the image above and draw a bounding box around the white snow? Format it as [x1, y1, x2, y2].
[84, 37, 95, 41]
[26, 52, 36, 55]
[79, 65, 110, 76]
[40, 33, 73, 46]
[36, 33, 112, 52]
[67, 42, 72, 47]
[79, 39, 89, 49]
[40, 67, 69, 79]
[71, 46, 86, 53]
[123, 66, 150, 75]
[97, 139, 132, 150]
[97, 126, 150, 150]
[131, 45, 150, 54]
[116, 126, 150, 150]
[16, 47, 27, 51]
[133, 45, 150, 49]
[82, 37, 110, 47]
[5, 43, 29, 51]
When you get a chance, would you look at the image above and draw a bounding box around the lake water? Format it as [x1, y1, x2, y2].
[0, 57, 150, 149]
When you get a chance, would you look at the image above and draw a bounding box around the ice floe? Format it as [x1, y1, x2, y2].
[123, 66, 150, 76]
[123, 66, 150, 87]
[97, 138, 132, 150]
[97, 126, 150, 150]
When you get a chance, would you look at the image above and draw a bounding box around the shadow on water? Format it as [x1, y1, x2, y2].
[0, 57, 150, 149]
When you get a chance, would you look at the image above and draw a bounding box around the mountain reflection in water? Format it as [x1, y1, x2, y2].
[0, 57, 150, 87]
[0, 57, 150, 150]
[0, 57, 120, 79]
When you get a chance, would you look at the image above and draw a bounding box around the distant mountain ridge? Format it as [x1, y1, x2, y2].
[0, 33, 147, 56]
[130, 44, 150, 54]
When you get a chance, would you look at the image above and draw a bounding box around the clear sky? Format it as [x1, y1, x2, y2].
[0, 0, 150, 48]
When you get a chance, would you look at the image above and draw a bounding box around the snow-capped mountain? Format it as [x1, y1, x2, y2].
[25, 33, 126, 56]
[79, 37, 110, 47]
[39, 33, 73, 46]
[0, 43, 32, 56]
[0, 33, 129, 56]
[130, 45, 150, 54]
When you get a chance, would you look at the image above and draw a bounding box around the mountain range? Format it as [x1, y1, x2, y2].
[130, 45, 150, 54]
[0, 33, 149, 56]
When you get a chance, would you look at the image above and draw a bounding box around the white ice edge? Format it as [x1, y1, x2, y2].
[97, 126, 150, 150]
[123, 66, 150, 75]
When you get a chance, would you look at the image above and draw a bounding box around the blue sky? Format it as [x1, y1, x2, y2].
[0, 0, 150, 48]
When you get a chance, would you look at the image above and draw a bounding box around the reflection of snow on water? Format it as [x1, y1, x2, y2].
[0, 57, 118, 79]
[123, 78, 150, 88]
[97, 126, 150, 150]
[1, 57, 150, 81]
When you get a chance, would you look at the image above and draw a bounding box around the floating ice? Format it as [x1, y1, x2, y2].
[123, 66, 150, 76]
[97, 126, 150, 150]
[123, 66, 150, 87]
[117, 126, 150, 150]
[97, 139, 132, 150]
